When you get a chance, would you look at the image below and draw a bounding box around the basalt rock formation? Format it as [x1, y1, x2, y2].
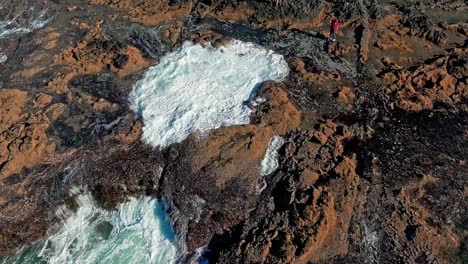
[205, 120, 359, 263]
[0, 0, 467, 263]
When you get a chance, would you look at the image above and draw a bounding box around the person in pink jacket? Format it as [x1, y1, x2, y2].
[330, 19, 340, 42]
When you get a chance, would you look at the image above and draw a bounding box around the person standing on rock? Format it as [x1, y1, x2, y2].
[330, 19, 340, 42]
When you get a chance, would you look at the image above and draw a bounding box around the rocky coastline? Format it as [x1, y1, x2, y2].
[0, 0, 466, 263]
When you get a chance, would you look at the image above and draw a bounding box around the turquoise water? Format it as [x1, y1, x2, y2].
[1, 39, 290, 264]
[0, 195, 178, 264]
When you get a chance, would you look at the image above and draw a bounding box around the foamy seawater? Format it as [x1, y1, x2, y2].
[259, 136, 285, 176]
[130, 40, 289, 148]
[0, 195, 178, 264]
[1, 39, 290, 263]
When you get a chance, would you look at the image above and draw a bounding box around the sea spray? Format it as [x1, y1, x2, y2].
[130, 40, 289, 148]
[256, 136, 285, 194]
[2, 39, 291, 263]
[0, 194, 178, 264]
[259, 136, 285, 176]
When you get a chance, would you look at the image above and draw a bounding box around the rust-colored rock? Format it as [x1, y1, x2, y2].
[192, 82, 300, 188]
[290, 58, 340, 84]
[49, 22, 151, 94]
[380, 50, 467, 111]
[0, 1, 467, 262]
[0, 89, 28, 132]
[0, 110, 52, 179]
[335, 86, 355, 104]
[88, 0, 192, 26]
[162, 83, 301, 252]
[210, 120, 359, 263]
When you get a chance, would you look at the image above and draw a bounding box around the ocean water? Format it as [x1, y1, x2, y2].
[2, 39, 290, 263]
[259, 136, 285, 176]
[130, 40, 289, 148]
[0, 195, 178, 264]
[256, 136, 285, 194]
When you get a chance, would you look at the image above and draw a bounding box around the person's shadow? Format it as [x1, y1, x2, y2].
[324, 40, 330, 54]
[290, 28, 332, 54]
[291, 28, 326, 40]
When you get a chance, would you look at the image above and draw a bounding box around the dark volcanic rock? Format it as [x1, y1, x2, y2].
[70, 73, 125, 103]
[401, 7, 449, 45]
[128, 29, 170, 58]
[159, 84, 301, 255]
[0, 0, 467, 263]
[205, 120, 360, 263]
[113, 54, 129, 69]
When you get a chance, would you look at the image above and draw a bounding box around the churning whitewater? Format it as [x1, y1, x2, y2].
[259, 136, 285, 176]
[1, 40, 290, 264]
[130, 40, 289, 148]
[0, 195, 177, 264]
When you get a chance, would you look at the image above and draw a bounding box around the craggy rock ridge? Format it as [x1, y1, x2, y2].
[162, 83, 301, 253]
[0, 0, 467, 263]
[381, 52, 467, 111]
[205, 120, 359, 263]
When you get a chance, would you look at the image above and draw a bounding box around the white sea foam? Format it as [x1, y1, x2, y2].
[1, 195, 178, 264]
[0, 53, 6, 63]
[130, 40, 289, 148]
[259, 136, 285, 176]
[193, 246, 209, 264]
[1, 39, 290, 264]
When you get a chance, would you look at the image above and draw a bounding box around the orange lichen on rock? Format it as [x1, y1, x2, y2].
[1, 22, 150, 177]
[380, 51, 467, 111]
[371, 14, 402, 30]
[161, 20, 184, 45]
[191, 29, 233, 48]
[0, 89, 28, 132]
[359, 21, 371, 62]
[88, 0, 192, 26]
[30, 29, 61, 50]
[226, 120, 358, 263]
[374, 30, 413, 52]
[113, 119, 143, 144]
[117, 46, 152, 76]
[33, 93, 53, 108]
[44, 103, 66, 122]
[295, 126, 358, 263]
[0, 114, 51, 179]
[293, 187, 338, 263]
[290, 58, 341, 84]
[198, 3, 255, 23]
[0, 87, 68, 179]
[336, 86, 355, 104]
[0, 90, 57, 179]
[263, 11, 326, 30]
[330, 43, 359, 57]
[48, 22, 151, 95]
[44, 32, 60, 50]
[387, 175, 462, 262]
[191, 82, 301, 188]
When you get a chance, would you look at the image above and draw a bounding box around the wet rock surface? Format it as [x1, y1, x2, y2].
[0, 0, 467, 263]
